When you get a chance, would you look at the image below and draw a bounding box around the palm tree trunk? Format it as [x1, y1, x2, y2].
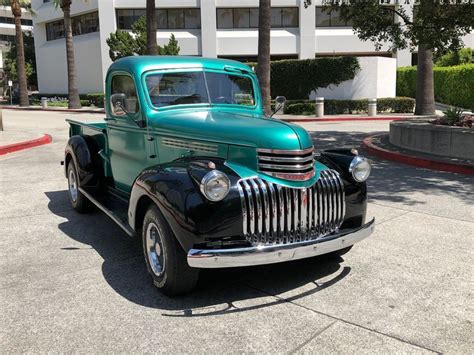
[62, 2, 81, 109]
[414, 44, 435, 116]
[257, 0, 271, 116]
[12, 6, 28, 106]
[146, 0, 158, 55]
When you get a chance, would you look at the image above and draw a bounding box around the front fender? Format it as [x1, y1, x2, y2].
[128, 159, 244, 252]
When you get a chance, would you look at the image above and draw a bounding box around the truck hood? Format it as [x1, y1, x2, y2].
[148, 109, 313, 150]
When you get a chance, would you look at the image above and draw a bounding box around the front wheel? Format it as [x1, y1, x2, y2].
[142, 205, 199, 296]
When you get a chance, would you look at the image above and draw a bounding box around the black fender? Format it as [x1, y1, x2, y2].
[128, 158, 244, 252]
[64, 135, 102, 187]
[317, 149, 368, 229]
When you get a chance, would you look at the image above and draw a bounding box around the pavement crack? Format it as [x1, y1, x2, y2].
[289, 320, 337, 354]
[243, 282, 441, 354]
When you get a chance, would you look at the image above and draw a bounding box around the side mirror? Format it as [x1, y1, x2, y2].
[271, 96, 286, 117]
[110, 93, 129, 116]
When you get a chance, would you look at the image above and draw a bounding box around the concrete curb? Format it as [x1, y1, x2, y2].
[362, 134, 474, 176]
[1, 106, 105, 114]
[0, 134, 53, 156]
[281, 117, 412, 123]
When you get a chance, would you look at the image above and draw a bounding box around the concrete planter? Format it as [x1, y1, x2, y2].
[390, 120, 474, 160]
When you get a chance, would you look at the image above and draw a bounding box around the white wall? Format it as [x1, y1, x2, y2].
[312, 57, 397, 100]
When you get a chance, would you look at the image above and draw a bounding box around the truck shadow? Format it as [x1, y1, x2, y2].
[45, 190, 349, 317]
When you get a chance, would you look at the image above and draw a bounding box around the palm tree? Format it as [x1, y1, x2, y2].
[414, 47, 435, 115]
[257, 0, 271, 116]
[54, 0, 81, 109]
[2, 0, 30, 106]
[146, 0, 158, 55]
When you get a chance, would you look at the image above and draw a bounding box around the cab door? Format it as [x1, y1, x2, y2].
[106, 73, 155, 193]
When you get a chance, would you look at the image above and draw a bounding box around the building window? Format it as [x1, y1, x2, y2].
[0, 16, 14, 25]
[116, 8, 201, 30]
[0, 34, 16, 42]
[21, 19, 33, 26]
[46, 11, 99, 41]
[217, 8, 298, 29]
[316, 7, 353, 27]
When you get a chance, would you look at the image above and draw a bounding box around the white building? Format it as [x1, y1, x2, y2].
[31, 0, 474, 94]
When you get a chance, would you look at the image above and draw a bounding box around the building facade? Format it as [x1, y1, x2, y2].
[31, 0, 474, 94]
[0, 5, 33, 94]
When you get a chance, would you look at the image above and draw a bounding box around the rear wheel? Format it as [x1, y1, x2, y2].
[142, 205, 199, 296]
[67, 162, 91, 213]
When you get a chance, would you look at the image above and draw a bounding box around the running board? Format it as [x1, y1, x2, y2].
[78, 187, 135, 237]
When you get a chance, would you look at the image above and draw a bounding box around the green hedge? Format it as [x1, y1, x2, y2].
[31, 93, 105, 108]
[284, 97, 415, 115]
[248, 57, 360, 100]
[397, 64, 474, 111]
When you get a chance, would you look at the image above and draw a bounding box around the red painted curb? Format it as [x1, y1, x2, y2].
[362, 134, 474, 175]
[282, 117, 409, 123]
[0, 134, 53, 156]
[1, 106, 105, 114]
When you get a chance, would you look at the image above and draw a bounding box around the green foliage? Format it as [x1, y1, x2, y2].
[433, 107, 472, 128]
[107, 16, 180, 61]
[284, 97, 415, 115]
[249, 57, 360, 100]
[397, 64, 474, 110]
[85, 93, 105, 108]
[435, 48, 473, 67]
[312, 2, 474, 55]
[3, 31, 37, 87]
[160, 34, 180, 55]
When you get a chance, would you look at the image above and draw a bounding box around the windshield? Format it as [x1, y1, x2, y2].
[145, 71, 255, 108]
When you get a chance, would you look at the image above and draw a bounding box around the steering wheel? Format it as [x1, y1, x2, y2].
[213, 96, 232, 104]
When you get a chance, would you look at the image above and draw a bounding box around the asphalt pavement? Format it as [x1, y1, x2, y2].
[1, 110, 472, 353]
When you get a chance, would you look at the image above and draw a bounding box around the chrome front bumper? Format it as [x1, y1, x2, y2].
[187, 218, 375, 268]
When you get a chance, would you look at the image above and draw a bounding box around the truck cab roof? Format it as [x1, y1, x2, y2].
[107, 56, 254, 79]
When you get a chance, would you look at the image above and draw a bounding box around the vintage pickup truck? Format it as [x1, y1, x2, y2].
[64, 56, 374, 295]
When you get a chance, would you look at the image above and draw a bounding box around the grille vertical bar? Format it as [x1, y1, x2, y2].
[237, 169, 345, 246]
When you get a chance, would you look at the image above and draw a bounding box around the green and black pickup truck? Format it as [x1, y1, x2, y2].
[64, 56, 374, 295]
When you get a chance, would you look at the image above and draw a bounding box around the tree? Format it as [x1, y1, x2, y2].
[146, 0, 158, 55]
[435, 48, 473, 67]
[107, 17, 180, 61]
[4, 31, 37, 88]
[257, 0, 271, 116]
[1, 0, 31, 106]
[305, 0, 473, 115]
[54, 0, 81, 109]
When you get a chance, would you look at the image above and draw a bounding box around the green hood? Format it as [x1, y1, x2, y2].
[148, 108, 313, 150]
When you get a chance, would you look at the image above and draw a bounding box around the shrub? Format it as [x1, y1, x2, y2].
[284, 97, 415, 115]
[435, 48, 473, 67]
[86, 93, 105, 108]
[248, 57, 360, 100]
[397, 64, 474, 111]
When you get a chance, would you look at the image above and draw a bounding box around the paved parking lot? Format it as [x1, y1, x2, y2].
[1, 110, 473, 353]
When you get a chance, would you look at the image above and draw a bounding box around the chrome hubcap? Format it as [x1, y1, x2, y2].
[68, 168, 78, 202]
[146, 222, 165, 276]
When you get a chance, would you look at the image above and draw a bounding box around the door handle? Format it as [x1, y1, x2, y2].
[104, 117, 117, 122]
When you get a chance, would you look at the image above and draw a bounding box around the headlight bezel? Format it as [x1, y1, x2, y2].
[349, 156, 371, 182]
[200, 170, 231, 202]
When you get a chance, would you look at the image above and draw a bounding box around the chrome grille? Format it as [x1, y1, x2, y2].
[257, 147, 315, 179]
[237, 170, 345, 245]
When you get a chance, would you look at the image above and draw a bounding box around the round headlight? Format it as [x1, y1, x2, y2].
[200, 170, 231, 202]
[349, 156, 371, 182]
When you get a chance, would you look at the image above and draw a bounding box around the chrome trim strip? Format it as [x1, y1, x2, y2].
[257, 179, 270, 240]
[237, 183, 247, 236]
[242, 180, 255, 236]
[301, 189, 308, 234]
[249, 179, 263, 235]
[258, 155, 314, 163]
[258, 162, 314, 171]
[257, 147, 315, 155]
[188, 219, 375, 268]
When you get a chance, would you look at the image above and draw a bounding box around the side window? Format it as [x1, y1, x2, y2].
[111, 75, 139, 115]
